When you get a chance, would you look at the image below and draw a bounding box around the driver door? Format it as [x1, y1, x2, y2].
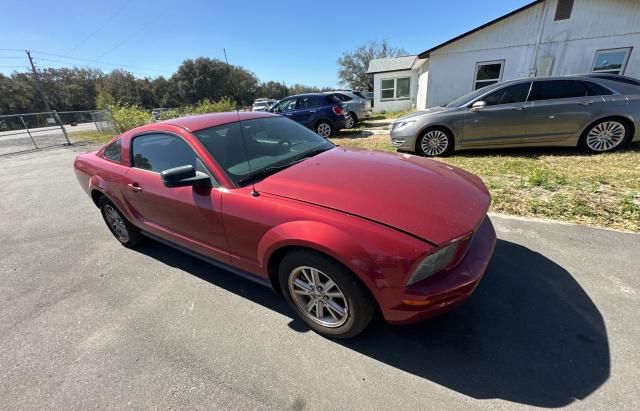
[462, 81, 532, 147]
[124, 133, 229, 261]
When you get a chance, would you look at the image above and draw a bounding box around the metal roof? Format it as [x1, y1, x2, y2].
[367, 55, 417, 74]
[417, 0, 544, 59]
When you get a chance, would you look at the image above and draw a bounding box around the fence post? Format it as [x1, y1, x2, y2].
[19, 115, 38, 149]
[52, 110, 71, 145]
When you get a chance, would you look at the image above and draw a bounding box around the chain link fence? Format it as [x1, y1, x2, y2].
[0, 110, 116, 155]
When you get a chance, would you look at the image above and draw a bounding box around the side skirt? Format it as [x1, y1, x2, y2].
[140, 230, 273, 290]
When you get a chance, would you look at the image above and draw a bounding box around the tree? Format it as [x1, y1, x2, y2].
[337, 40, 408, 91]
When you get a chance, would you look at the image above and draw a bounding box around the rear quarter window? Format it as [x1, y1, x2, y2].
[323, 95, 341, 105]
[102, 139, 122, 163]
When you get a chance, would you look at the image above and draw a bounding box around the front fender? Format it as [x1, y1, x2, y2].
[258, 220, 387, 294]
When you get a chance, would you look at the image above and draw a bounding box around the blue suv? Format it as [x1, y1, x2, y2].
[268, 93, 346, 137]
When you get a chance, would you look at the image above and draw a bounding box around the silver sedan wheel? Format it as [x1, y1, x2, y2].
[288, 266, 348, 327]
[586, 121, 626, 152]
[104, 205, 129, 243]
[345, 113, 355, 129]
[316, 122, 332, 138]
[420, 130, 449, 156]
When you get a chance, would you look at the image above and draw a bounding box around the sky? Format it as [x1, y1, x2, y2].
[0, 0, 532, 87]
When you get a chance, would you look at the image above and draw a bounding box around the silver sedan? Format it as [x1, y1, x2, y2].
[390, 75, 640, 156]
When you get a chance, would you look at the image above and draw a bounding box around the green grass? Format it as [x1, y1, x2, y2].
[331, 133, 640, 232]
[69, 130, 116, 144]
[368, 108, 416, 120]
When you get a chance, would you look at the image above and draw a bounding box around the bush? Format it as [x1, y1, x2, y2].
[192, 97, 236, 114]
[109, 104, 152, 132]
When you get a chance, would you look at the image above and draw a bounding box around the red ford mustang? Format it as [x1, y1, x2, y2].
[74, 111, 496, 338]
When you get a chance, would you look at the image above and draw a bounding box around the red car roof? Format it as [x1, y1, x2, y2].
[159, 111, 278, 132]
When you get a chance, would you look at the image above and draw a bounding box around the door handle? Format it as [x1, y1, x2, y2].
[579, 101, 593, 106]
[309, 109, 317, 113]
[512, 106, 526, 111]
[127, 183, 142, 193]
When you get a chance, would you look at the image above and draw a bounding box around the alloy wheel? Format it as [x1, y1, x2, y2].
[288, 266, 348, 327]
[420, 130, 449, 156]
[586, 121, 626, 152]
[345, 113, 355, 129]
[104, 205, 129, 243]
[316, 123, 332, 138]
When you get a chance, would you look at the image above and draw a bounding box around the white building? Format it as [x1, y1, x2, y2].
[368, 0, 640, 112]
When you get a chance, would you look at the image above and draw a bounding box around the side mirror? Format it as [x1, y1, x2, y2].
[470, 100, 487, 111]
[161, 165, 211, 188]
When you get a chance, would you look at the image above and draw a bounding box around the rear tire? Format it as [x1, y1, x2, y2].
[417, 127, 454, 157]
[315, 121, 334, 138]
[579, 118, 631, 153]
[345, 112, 358, 129]
[99, 196, 143, 248]
[278, 250, 375, 339]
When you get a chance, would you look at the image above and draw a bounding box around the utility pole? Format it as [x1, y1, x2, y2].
[25, 50, 51, 112]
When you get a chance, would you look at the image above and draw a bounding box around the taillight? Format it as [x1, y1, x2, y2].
[332, 105, 343, 115]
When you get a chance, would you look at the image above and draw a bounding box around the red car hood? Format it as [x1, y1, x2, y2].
[255, 148, 490, 245]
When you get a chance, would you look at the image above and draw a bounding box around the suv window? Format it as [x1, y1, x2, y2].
[582, 81, 614, 96]
[103, 139, 121, 162]
[333, 93, 352, 102]
[482, 82, 531, 106]
[272, 99, 297, 112]
[590, 75, 640, 86]
[323, 94, 341, 106]
[131, 134, 196, 173]
[297, 96, 318, 109]
[530, 80, 588, 101]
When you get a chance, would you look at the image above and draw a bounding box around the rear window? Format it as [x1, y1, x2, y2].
[103, 139, 121, 162]
[591, 75, 640, 86]
[530, 80, 587, 101]
[352, 91, 368, 99]
[582, 81, 614, 96]
[323, 94, 341, 105]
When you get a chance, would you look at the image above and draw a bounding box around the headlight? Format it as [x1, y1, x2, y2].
[393, 120, 416, 130]
[406, 241, 459, 285]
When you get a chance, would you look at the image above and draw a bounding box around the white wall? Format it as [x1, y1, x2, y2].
[422, 0, 640, 107]
[372, 69, 419, 113]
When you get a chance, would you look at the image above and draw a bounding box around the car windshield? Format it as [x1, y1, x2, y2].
[444, 84, 498, 108]
[193, 116, 334, 186]
[253, 102, 269, 107]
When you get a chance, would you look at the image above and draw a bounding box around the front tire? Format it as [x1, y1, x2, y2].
[278, 250, 375, 339]
[315, 121, 334, 138]
[99, 196, 143, 248]
[579, 118, 630, 153]
[417, 127, 453, 157]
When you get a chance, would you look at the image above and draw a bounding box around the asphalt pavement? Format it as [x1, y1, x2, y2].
[1, 146, 639, 410]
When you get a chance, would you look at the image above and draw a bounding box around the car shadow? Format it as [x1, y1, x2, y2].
[133, 239, 610, 408]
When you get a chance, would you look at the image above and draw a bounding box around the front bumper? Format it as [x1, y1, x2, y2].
[378, 217, 497, 324]
[390, 127, 419, 152]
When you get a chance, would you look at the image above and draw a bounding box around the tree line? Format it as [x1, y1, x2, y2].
[0, 57, 331, 115]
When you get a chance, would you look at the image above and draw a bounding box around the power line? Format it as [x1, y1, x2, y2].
[0, 56, 25, 59]
[94, 0, 179, 60]
[33, 57, 161, 78]
[65, 0, 133, 56]
[30, 50, 172, 74]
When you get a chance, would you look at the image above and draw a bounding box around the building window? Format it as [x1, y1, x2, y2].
[474, 60, 504, 90]
[380, 77, 411, 100]
[592, 48, 632, 75]
[554, 0, 574, 21]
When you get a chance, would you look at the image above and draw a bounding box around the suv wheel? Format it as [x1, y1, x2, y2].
[315, 121, 333, 138]
[279, 250, 375, 338]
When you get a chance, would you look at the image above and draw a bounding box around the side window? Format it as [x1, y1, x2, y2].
[582, 81, 614, 96]
[336, 93, 352, 102]
[324, 94, 341, 105]
[131, 134, 196, 173]
[103, 139, 122, 162]
[530, 80, 587, 101]
[297, 96, 318, 109]
[273, 99, 296, 112]
[482, 82, 531, 106]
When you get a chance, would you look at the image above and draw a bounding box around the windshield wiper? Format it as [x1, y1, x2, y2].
[237, 146, 333, 186]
